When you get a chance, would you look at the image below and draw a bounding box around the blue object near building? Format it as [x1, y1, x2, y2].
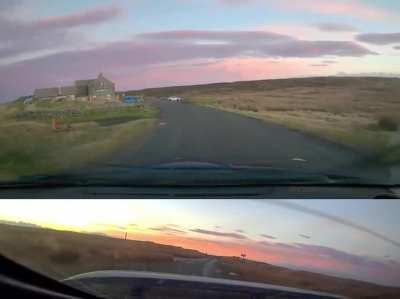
[123, 95, 141, 104]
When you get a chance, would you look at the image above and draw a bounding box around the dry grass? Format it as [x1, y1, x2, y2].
[219, 257, 400, 299]
[0, 224, 204, 279]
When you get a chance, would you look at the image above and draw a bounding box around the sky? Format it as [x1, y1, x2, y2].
[0, 199, 400, 287]
[0, 0, 400, 101]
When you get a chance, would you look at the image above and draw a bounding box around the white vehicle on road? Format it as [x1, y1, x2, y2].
[168, 96, 182, 102]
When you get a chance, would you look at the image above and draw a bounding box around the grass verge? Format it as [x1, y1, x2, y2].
[0, 100, 158, 180]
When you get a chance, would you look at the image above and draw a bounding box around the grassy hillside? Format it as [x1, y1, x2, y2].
[0, 223, 204, 279]
[130, 77, 400, 165]
[0, 224, 399, 299]
[218, 257, 400, 299]
[0, 100, 158, 180]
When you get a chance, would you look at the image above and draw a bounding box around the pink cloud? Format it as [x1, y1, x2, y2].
[279, 0, 393, 20]
[356, 32, 400, 45]
[33, 4, 121, 29]
[0, 29, 374, 100]
[0, 3, 121, 40]
[313, 22, 357, 32]
[112, 58, 320, 92]
[111, 229, 400, 287]
[0, 55, 332, 101]
[0, 3, 121, 61]
[217, 58, 325, 79]
[221, 0, 393, 20]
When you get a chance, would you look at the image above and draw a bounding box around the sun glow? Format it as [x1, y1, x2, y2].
[0, 200, 138, 231]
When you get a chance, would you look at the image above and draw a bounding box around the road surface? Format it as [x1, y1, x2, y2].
[166, 257, 219, 277]
[107, 100, 371, 175]
[107, 257, 219, 277]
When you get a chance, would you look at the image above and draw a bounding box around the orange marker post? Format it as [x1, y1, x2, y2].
[52, 118, 59, 130]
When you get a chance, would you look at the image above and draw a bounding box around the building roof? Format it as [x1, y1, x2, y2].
[88, 73, 114, 88]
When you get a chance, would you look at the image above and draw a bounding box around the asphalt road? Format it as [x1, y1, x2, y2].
[109, 100, 368, 175]
[169, 257, 219, 277]
[120, 257, 220, 277]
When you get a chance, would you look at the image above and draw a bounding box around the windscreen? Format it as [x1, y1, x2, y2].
[0, 200, 399, 298]
[0, 1, 399, 186]
[0, 2, 400, 298]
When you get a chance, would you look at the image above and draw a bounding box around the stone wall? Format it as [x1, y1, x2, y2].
[33, 87, 59, 99]
[60, 85, 76, 96]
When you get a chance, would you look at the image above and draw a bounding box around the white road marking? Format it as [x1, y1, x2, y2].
[292, 157, 307, 162]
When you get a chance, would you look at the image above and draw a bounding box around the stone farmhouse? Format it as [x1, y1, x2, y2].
[33, 73, 116, 102]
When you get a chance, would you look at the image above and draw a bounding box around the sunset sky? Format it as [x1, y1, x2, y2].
[0, 0, 400, 101]
[0, 199, 400, 287]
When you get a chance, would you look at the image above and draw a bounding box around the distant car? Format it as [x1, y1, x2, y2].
[168, 96, 182, 102]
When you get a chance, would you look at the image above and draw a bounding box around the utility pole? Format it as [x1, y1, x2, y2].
[124, 232, 127, 240]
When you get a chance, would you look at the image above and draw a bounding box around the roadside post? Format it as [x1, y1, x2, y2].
[52, 118, 59, 130]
